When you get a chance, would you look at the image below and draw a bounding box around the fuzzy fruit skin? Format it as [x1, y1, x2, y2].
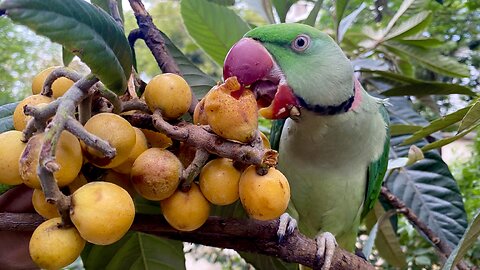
[131, 148, 182, 201]
[32, 189, 59, 219]
[239, 166, 290, 221]
[29, 217, 85, 270]
[102, 169, 136, 197]
[31, 66, 74, 98]
[204, 77, 258, 143]
[70, 182, 135, 245]
[140, 128, 172, 148]
[82, 113, 136, 168]
[160, 183, 210, 231]
[199, 158, 241, 205]
[0, 130, 26, 185]
[144, 73, 192, 119]
[13, 94, 52, 131]
[20, 131, 82, 189]
[113, 127, 149, 174]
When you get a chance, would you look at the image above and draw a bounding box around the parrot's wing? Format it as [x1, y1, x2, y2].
[361, 105, 390, 219]
[269, 119, 287, 151]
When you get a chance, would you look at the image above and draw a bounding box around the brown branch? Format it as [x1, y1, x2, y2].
[380, 187, 470, 270]
[0, 213, 374, 270]
[128, 0, 180, 74]
[127, 0, 199, 113]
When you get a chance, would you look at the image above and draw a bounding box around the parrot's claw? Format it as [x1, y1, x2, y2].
[277, 213, 297, 243]
[315, 232, 337, 270]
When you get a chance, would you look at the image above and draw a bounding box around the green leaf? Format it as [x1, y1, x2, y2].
[91, 0, 124, 22]
[0, 115, 14, 133]
[442, 210, 480, 270]
[334, 0, 350, 33]
[384, 11, 432, 41]
[387, 97, 468, 249]
[381, 83, 476, 96]
[62, 46, 74, 66]
[383, 42, 470, 78]
[271, 0, 297, 23]
[362, 70, 422, 84]
[401, 106, 471, 145]
[240, 252, 297, 270]
[396, 58, 415, 77]
[421, 123, 479, 151]
[390, 124, 423, 136]
[0, 102, 18, 119]
[208, 0, 236, 5]
[82, 232, 185, 270]
[181, 0, 251, 66]
[1, 0, 133, 94]
[302, 0, 323, 26]
[397, 37, 443, 48]
[337, 2, 365, 43]
[382, 0, 416, 37]
[162, 32, 217, 98]
[364, 203, 407, 267]
[457, 99, 480, 133]
[0, 184, 14, 195]
[244, 0, 275, 24]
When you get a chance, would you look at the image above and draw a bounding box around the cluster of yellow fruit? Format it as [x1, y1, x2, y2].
[0, 68, 290, 269]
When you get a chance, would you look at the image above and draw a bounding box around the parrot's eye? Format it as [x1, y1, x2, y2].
[292, 34, 310, 52]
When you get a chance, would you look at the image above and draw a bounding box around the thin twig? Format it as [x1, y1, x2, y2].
[78, 95, 92, 125]
[380, 186, 470, 270]
[0, 213, 375, 270]
[108, 0, 123, 29]
[181, 149, 209, 191]
[41, 68, 82, 97]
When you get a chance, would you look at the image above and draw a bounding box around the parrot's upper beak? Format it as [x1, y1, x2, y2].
[223, 38, 299, 119]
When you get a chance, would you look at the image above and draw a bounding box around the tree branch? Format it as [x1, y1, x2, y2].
[0, 213, 375, 270]
[380, 186, 470, 270]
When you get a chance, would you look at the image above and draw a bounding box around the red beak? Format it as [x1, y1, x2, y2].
[223, 38, 299, 120]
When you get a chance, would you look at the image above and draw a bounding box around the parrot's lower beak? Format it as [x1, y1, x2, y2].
[223, 38, 300, 120]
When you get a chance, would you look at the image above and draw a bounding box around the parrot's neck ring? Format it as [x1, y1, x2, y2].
[295, 88, 355, 115]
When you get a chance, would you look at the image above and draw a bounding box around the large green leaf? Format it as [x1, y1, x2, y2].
[1, 0, 133, 93]
[397, 37, 443, 48]
[0, 115, 14, 133]
[162, 32, 217, 98]
[384, 11, 432, 41]
[442, 210, 480, 270]
[91, 0, 124, 22]
[181, 0, 250, 66]
[271, 0, 297, 23]
[390, 124, 423, 136]
[334, 0, 350, 34]
[0, 102, 18, 119]
[382, 0, 416, 37]
[421, 123, 480, 151]
[401, 106, 471, 145]
[457, 98, 480, 133]
[302, 0, 323, 26]
[0, 102, 17, 133]
[364, 203, 407, 268]
[386, 97, 468, 249]
[383, 42, 470, 78]
[337, 2, 365, 43]
[82, 232, 185, 270]
[361, 70, 421, 84]
[381, 82, 476, 96]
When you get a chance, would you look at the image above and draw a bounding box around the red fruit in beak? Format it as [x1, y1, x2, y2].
[223, 38, 273, 85]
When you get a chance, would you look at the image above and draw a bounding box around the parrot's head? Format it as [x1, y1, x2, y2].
[223, 23, 355, 119]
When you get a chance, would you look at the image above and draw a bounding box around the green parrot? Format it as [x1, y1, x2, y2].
[223, 23, 390, 269]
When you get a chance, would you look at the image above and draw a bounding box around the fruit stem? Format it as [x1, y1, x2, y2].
[41, 67, 82, 97]
[78, 95, 92, 125]
[180, 149, 209, 191]
[149, 110, 270, 166]
[95, 83, 123, 113]
[38, 74, 98, 225]
[65, 116, 116, 159]
[22, 99, 62, 141]
[121, 98, 149, 113]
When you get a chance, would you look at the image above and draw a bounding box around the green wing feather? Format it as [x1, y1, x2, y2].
[361, 105, 390, 219]
[269, 119, 286, 151]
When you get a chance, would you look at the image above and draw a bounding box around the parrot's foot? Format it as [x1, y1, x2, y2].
[276, 213, 297, 243]
[315, 232, 337, 270]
